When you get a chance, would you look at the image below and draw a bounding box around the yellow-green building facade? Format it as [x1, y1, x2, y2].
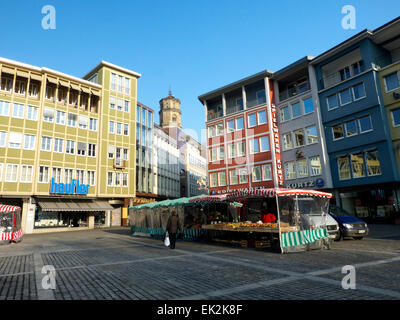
[0, 57, 140, 233]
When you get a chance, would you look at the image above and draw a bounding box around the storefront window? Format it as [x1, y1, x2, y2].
[34, 210, 89, 228]
[351, 153, 365, 178]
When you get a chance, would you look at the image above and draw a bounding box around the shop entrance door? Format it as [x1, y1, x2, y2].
[111, 208, 121, 227]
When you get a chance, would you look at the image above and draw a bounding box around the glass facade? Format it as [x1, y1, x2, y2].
[136, 104, 154, 194]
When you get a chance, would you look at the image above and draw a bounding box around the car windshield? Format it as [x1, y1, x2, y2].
[329, 206, 351, 217]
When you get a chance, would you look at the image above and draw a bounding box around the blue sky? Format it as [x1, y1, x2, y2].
[0, 0, 399, 142]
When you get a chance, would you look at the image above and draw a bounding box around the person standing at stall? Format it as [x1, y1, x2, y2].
[166, 210, 182, 249]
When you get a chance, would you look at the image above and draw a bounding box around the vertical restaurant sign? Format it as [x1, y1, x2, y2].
[270, 103, 284, 187]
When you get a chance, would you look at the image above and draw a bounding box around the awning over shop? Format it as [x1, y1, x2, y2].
[38, 200, 114, 212]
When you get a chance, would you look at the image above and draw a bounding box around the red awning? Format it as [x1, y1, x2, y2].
[0, 205, 21, 212]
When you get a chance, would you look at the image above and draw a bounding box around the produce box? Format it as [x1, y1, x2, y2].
[240, 240, 255, 248]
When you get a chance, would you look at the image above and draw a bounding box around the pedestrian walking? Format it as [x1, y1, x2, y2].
[166, 210, 182, 249]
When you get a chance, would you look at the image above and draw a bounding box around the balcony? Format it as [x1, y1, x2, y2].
[207, 109, 223, 121]
[113, 159, 127, 169]
[226, 104, 243, 115]
[279, 81, 310, 102]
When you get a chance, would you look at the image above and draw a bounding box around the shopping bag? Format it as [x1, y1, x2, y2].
[164, 235, 170, 247]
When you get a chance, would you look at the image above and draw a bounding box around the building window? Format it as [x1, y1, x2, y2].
[23, 134, 36, 150]
[123, 124, 129, 136]
[216, 123, 224, 136]
[125, 78, 130, 95]
[366, 150, 381, 176]
[305, 126, 318, 144]
[208, 126, 215, 138]
[0, 77, 13, 92]
[294, 129, 305, 147]
[12, 103, 24, 119]
[345, 120, 358, 137]
[8, 132, 22, 149]
[339, 66, 351, 81]
[339, 88, 352, 106]
[218, 171, 226, 186]
[249, 138, 259, 154]
[15, 79, 26, 95]
[248, 113, 257, 127]
[29, 82, 39, 97]
[256, 89, 266, 105]
[20, 165, 33, 183]
[297, 159, 308, 178]
[109, 121, 115, 134]
[338, 156, 351, 180]
[228, 143, 236, 159]
[56, 111, 66, 125]
[6, 164, 19, 182]
[327, 94, 339, 110]
[43, 108, 54, 123]
[123, 148, 129, 160]
[257, 110, 267, 124]
[359, 115, 373, 133]
[118, 75, 123, 93]
[77, 142, 86, 156]
[107, 172, 113, 186]
[66, 140, 75, 154]
[88, 143, 96, 157]
[332, 124, 344, 140]
[52, 168, 62, 183]
[291, 102, 302, 118]
[252, 166, 262, 182]
[283, 133, 293, 150]
[310, 156, 322, 176]
[41, 136, 52, 151]
[259, 136, 270, 152]
[117, 98, 123, 111]
[64, 169, 73, 184]
[38, 166, 49, 183]
[27, 106, 38, 121]
[227, 119, 235, 132]
[391, 108, 400, 127]
[352, 83, 366, 100]
[210, 173, 217, 187]
[53, 138, 64, 153]
[124, 100, 130, 113]
[108, 145, 115, 159]
[285, 161, 296, 180]
[78, 116, 88, 129]
[351, 153, 365, 178]
[303, 97, 314, 114]
[68, 113, 77, 127]
[262, 164, 272, 181]
[0, 131, 6, 147]
[76, 170, 85, 184]
[352, 60, 364, 76]
[237, 141, 246, 157]
[122, 172, 128, 187]
[89, 118, 98, 131]
[110, 96, 116, 109]
[111, 73, 116, 91]
[230, 169, 238, 185]
[384, 72, 400, 92]
[87, 171, 96, 186]
[116, 122, 122, 135]
[0, 100, 10, 116]
[236, 117, 244, 130]
[281, 106, 290, 122]
[239, 168, 248, 184]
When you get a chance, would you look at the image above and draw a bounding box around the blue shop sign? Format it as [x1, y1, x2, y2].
[50, 178, 90, 195]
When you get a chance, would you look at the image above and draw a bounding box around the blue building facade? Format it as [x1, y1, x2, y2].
[312, 32, 400, 223]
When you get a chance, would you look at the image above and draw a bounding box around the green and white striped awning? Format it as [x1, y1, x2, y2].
[280, 228, 329, 248]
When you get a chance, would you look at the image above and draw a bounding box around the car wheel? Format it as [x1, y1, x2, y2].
[353, 236, 363, 240]
[335, 230, 342, 241]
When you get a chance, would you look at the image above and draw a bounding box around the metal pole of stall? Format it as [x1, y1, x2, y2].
[275, 194, 283, 254]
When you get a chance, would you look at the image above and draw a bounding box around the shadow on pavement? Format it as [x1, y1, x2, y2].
[365, 224, 400, 240]
[100, 227, 132, 236]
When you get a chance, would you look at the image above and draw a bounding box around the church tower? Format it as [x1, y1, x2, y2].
[159, 89, 182, 129]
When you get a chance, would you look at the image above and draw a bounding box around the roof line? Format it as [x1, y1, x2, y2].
[83, 60, 141, 79]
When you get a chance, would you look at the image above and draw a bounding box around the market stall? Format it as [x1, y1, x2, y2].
[0, 204, 23, 244]
[189, 188, 332, 253]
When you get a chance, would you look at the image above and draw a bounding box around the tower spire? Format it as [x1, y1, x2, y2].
[169, 84, 172, 97]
